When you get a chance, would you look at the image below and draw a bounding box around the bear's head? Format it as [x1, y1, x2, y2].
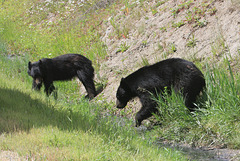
[28, 60, 43, 90]
[116, 78, 134, 109]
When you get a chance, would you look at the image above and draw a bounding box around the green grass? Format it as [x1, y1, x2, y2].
[0, 0, 107, 64]
[1, 0, 240, 159]
[148, 59, 240, 148]
[0, 52, 187, 160]
[116, 42, 130, 53]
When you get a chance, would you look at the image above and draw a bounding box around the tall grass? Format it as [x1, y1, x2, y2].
[151, 59, 240, 148]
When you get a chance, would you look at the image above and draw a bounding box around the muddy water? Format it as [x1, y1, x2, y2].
[112, 116, 240, 160]
[135, 125, 240, 161]
[157, 142, 240, 161]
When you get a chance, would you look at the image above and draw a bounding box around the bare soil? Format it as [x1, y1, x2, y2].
[97, 0, 240, 106]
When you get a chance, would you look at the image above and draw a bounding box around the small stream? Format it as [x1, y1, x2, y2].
[134, 125, 240, 161]
[161, 143, 240, 161]
[113, 116, 240, 160]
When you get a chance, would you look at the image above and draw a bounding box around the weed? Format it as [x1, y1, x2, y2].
[186, 34, 197, 48]
[154, 88, 188, 123]
[131, 7, 142, 21]
[155, 1, 166, 8]
[157, 43, 164, 51]
[171, 20, 185, 28]
[140, 56, 150, 66]
[171, 0, 193, 17]
[160, 26, 167, 32]
[169, 43, 177, 53]
[194, 19, 208, 28]
[192, 6, 205, 16]
[110, 16, 131, 39]
[170, 1, 217, 28]
[185, 10, 200, 24]
[171, 8, 181, 18]
[110, 17, 117, 29]
[141, 40, 147, 47]
[123, 0, 130, 15]
[151, 7, 158, 15]
[160, 43, 176, 59]
[122, 25, 130, 38]
[208, 7, 217, 16]
[211, 33, 228, 58]
[116, 42, 130, 53]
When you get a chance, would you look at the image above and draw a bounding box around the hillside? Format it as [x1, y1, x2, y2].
[96, 0, 240, 104]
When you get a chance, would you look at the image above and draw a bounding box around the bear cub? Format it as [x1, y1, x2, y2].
[28, 54, 96, 99]
[116, 58, 205, 127]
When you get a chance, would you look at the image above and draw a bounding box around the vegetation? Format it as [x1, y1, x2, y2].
[151, 59, 240, 148]
[186, 34, 197, 48]
[0, 0, 187, 160]
[0, 42, 186, 160]
[0, 0, 108, 64]
[1, 0, 240, 160]
[116, 42, 130, 53]
[171, 0, 217, 27]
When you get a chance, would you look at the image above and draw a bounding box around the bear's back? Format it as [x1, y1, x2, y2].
[52, 54, 91, 64]
[124, 58, 203, 91]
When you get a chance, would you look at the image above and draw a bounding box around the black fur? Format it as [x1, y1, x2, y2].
[116, 58, 205, 127]
[28, 54, 96, 99]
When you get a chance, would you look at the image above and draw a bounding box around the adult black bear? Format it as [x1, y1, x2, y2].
[116, 58, 205, 127]
[28, 54, 96, 99]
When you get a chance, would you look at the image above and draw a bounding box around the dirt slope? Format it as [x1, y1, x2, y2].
[87, 1, 240, 159]
[93, 0, 240, 109]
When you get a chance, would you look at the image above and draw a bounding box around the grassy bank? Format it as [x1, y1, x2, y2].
[1, 0, 240, 160]
[0, 0, 109, 65]
[0, 50, 186, 160]
[148, 59, 240, 149]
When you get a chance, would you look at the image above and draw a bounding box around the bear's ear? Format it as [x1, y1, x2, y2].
[28, 61, 32, 70]
[120, 78, 128, 89]
[120, 78, 125, 85]
[39, 60, 43, 66]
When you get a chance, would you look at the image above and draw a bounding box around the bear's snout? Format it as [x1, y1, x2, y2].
[116, 99, 126, 109]
[35, 77, 43, 85]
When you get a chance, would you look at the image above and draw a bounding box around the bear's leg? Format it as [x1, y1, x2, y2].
[185, 90, 204, 112]
[135, 107, 158, 127]
[184, 84, 203, 111]
[44, 81, 55, 96]
[32, 79, 42, 91]
[184, 76, 205, 111]
[77, 70, 96, 99]
[135, 95, 158, 127]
